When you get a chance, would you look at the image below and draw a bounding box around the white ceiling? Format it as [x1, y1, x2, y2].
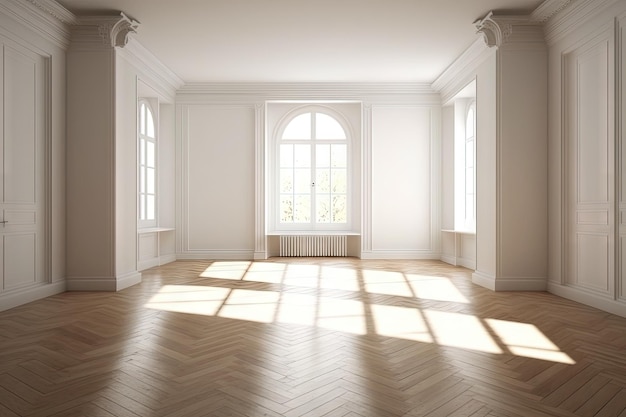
[57, 0, 544, 83]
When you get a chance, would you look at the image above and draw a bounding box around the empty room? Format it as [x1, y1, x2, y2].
[1, 0, 626, 415]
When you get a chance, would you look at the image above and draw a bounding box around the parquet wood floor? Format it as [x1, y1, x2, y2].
[2, 258, 626, 416]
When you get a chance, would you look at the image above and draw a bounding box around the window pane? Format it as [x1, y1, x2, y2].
[316, 144, 330, 168]
[147, 141, 156, 168]
[146, 195, 155, 220]
[331, 144, 347, 167]
[466, 169, 474, 194]
[331, 169, 347, 193]
[283, 113, 311, 140]
[316, 113, 346, 139]
[466, 108, 474, 138]
[466, 195, 474, 220]
[466, 141, 474, 168]
[280, 144, 293, 167]
[140, 195, 146, 220]
[294, 169, 311, 194]
[140, 139, 146, 166]
[140, 103, 146, 135]
[140, 167, 146, 193]
[280, 169, 293, 193]
[147, 167, 155, 194]
[316, 169, 330, 193]
[147, 107, 155, 138]
[294, 195, 310, 223]
[316, 195, 330, 223]
[280, 196, 293, 222]
[294, 145, 310, 167]
[332, 195, 347, 223]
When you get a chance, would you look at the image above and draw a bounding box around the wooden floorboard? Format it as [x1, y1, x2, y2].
[2, 258, 626, 416]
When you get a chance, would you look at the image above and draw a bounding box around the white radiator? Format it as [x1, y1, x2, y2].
[280, 235, 347, 257]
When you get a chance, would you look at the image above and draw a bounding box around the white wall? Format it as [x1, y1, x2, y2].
[177, 105, 256, 258]
[176, 85, 441, 260]
[369, 106, 439, 258]
[547, 0, 626, 317]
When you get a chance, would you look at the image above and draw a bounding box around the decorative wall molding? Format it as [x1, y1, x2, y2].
[474, 12, 544, 49]
[26, 0, 77, 25]
[254, 103, 266, 259]
[473, 271, 548, 291]
[544, 0, 621, 45]
[431, 38, 494, 104]
[0, 281, 65, 313]
[71, 13, 139, 50]
[177, 82, 441, 105]
[530, 0, 575, 22]
[177, 251, 256, 261]
[0, 0, 74, 48]
[119, 39, 184, 101]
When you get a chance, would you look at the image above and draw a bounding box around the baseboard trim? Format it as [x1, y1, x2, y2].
[472, 271, 547, 291]
[67, 271, 141, 292]
[160, 254, 177, 265]
[360, 251, 439, 260]
[254, 251, 268, 260]
[177, 250, 255, 260]
[0, 281, 66, 312]
[441, 255, 476, 270]
[548, 282, 626, 318]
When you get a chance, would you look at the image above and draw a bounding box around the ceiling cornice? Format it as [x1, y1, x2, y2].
[177, 82, 441, 105]
[0, 0, 76, 47]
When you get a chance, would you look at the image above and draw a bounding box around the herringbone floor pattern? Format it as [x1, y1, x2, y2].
[1, 259, 626, 416]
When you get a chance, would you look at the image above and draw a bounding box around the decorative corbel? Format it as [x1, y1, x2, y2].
[110, 12, 139, 48]
[474, 12, 512, 48]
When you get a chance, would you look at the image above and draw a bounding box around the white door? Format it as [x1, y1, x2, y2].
[0, 39, 46, 293]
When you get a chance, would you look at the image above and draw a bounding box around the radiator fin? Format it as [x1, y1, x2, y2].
[279, 235, 347, 257]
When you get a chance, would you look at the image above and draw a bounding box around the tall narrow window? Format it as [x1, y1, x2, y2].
[138, 100, 157, 228]
[465, 103, 476, 230]
[277, 110, 349, 230]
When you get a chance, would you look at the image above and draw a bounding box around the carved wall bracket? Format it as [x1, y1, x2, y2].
[72, 12, 140, 49]
[474, 12, 543, 48]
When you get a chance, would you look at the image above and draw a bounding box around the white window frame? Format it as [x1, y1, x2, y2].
[464, 101, 476, 231]
[138, 99, 158, 229]
[270, 105, 353, 232]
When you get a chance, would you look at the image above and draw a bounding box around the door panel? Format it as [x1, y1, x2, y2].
[0, 39, 46, 292]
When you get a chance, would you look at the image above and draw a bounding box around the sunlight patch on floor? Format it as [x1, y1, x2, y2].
[144, 261, 576, 364]
[406, 274, 469, 304]
[486, 318, 575, 364]
[424, 309, 503, 354]
[362, 269, 413, 297]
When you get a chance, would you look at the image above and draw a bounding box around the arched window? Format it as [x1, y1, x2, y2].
[276, 109, 350, 229]
[464, 103, 476, 229]
[138, 100, 157, 227]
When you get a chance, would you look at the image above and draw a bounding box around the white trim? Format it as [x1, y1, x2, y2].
[0, 282, 66, 312]
[177, 82, 440, 105]
[431, 38, 494, 104]
[66, 272, 141, 291]
[116, 271, 141, 290]
[472, 271, 548, 291]
[177, 250, 255, 260]
[138, 253, 176, 271]
[360, 250, 440, 260]
[119, 39, 183, 102]
[549, 282, 626, 318]
[0, 0, 74, 48]
[544, 0, 622, 45]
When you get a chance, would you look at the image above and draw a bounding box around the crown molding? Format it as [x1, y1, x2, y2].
[530, 0, 574, 22]
[176, 82, 441, 105]
[543, 0, 620, 45]
[0, 0, 75, 48]
[431, 37, 493, 103]
[71, 13, 139, 51]
[119, 39, 184, 101]
[26, 0, 77, 25]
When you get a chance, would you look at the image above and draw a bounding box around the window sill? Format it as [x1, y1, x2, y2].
[441, 229, 475, 235]
[138, 227, 175, 234]
[266, 231, 360, 236]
